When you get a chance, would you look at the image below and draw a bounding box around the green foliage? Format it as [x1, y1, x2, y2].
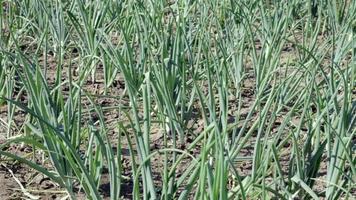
[0, 0, 355, 199]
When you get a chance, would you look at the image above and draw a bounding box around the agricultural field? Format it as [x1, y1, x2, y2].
[0, 0, 355, 199]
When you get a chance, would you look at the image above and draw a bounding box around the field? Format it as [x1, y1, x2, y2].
[0, 0, 355, 199]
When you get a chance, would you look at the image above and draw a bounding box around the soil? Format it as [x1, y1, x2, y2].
[0, 65, 286, 200]
[0, 33, 353, 199]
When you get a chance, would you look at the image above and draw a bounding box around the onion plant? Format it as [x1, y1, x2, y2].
[0, 0, 355, 199]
